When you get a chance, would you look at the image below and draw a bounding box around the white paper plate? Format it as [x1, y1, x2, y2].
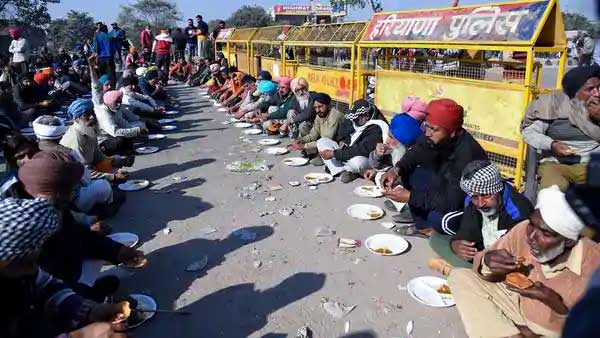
[234, 122, 252, 128]
[265, 147, 289, 155]
[365, 234, 409, 256]
[118, 180, 150, 191]
[347, 204, 385, 220]
[229, 117, 242, 123]
[217, 107, 229, 112]
[161, 125, 178, 131]
[136, 146, 159, 154]
[283, 157, 309, 166]
[407, 276, 455, 307]
[128, 294, 157, 328]
[354, 185, 384, 198]
[148, 134, 166, 140]
[303, 172, 333, 184]
[164, 110, 179, 115]
[258, 139, 280, 146]
[108, 232, 139, 247]
[19, 127, 34, 135]
[213, 102, 222, 107]
[243, 128, 263, 135]
[158, 118, 176, 124]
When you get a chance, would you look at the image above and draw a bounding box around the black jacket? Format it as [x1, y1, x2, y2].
[452, 184, 534, 251]
[397, 129, 488, 213]
[334, 123, 385, 162]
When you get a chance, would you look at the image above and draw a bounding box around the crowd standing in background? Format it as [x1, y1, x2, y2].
[1, 12, 600, 338]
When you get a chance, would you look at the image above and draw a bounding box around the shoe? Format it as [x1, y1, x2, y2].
[340, 171, 359, 183]
[384, 199, 397, 212]
[392, 207, 414, 224]
[310, 157, 324, 166]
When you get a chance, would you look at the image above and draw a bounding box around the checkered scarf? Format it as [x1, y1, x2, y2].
[346, 100, 372, 120]
[0, 198, 60, 261]
[460, 163, 503, 197]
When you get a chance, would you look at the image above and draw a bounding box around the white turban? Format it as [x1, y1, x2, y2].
[136, 67, 148, 77]
[32, 116, 67, 140]
[536, 185, 585, 241]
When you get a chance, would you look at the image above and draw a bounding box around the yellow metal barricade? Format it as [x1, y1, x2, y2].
[250, 25, 291, 79]
[226, 28, 257, 73]
[356, 0, 567, 189]
[284, 22, 367, 112]
[214, 28, 235, 62]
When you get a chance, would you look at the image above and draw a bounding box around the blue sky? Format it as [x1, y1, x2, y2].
[48, 0, 598, 24]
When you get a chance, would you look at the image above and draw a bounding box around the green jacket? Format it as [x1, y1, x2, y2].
[267, 93, 296, 120]
[299, 107, 344, 149]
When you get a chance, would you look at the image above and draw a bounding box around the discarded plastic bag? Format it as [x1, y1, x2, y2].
[226, 160, 268, 172]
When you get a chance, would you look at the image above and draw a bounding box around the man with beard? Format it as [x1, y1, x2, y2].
[522, 65, 600, 192]
[259, 76, 297, 134]
[317, 99, 389, 183]
[7, 27, 28, 75]
[287, 93, 345, 165]
[440, 161, 533, 268]
[279, 77, 314, 139]
[61, 99, 136, 176]
[448, 185, 600, 338]
[381, 98, 488, 237]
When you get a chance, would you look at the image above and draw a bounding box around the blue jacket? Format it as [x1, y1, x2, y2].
[94, 32, 116, 59]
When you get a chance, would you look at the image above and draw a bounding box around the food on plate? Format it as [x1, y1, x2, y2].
[374, 247, 392, 254]
[361, 186, 375, 192]
[133, 180, 145, 186]
[437, 284, 452, 294]
[306, 176, 318, 180]
[318, 177, 329, 182]
[504, 272, 534, 289]
[368, 210, 381, 218]
[111, 301, 132, 324]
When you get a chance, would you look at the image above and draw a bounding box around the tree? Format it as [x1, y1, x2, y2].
[116, 0, 181, 49]
[0, 0, 51, 27]
[226, 5, 273, 28]
[563, 12, 598, 37]
[47, 10, 96, 51]
[116, 5, 148, 49]
[330, 0, 383, 13]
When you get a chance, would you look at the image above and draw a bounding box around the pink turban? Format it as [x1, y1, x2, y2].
[8, 27, 22, 39]
[278, 76, 292, 88]
[103, 90, 123, 110]
[402, 96, 427, 121]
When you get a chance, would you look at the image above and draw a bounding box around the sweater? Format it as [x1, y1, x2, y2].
[93, 32, 116, 59]
[60, 125, 114, 181]
[268, 93, 296, 120]
[397, 130, 488, 213]
[153, 33, 173, 55]
[95, 104, 144, 143]
[299, 108, 345, 149]
[140, 30, 154, 49]
[452, 183, 534, 252]
[334, 122, 386, 162]
[8, 38, 28, 63]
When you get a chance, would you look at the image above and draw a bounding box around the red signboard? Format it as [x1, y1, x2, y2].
[216, 28, 234, 40]
[361, 0, 549, 43]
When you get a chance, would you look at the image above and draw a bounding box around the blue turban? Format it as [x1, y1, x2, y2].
[390, 113, 423, 147]
[98, 74, 110, 85]
[257, 80, 277, 96]
[145, 70, 159, 80]
[68, 99, 94, 120]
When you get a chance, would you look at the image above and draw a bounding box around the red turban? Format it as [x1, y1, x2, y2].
[19, 151, 84, 197]
[33, 72, 51, 86]
[8, 27, 22, 39]
[426, 98, 464, 132]
[278, 76, 292, 88]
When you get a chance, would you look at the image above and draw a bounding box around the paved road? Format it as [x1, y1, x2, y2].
[111, 84, 466, 338]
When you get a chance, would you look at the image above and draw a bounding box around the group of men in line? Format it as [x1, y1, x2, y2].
[198, 62, 600, 337]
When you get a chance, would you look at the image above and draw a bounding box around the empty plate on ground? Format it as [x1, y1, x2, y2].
[136, 146, 159, 154]
[365, 233, 409, 256]
[213, 102, 222, 107]
[118, 179, 150, 191]
[108, 232, 139, 247]
[161, 125, 178, 131]
[258, 139, 280, 146]
[304, 173, 334, 184]
[347, 204, 385, 220]
[283, 157, 309, 166]
[158, 118, 176, 124]
[148, 134, 166, 140]
[407, 276, 455, 307]
[234, 122, 252, 128]
[354, 185, 384, 198]
[265, 147, 288, 155]
[127, 294, 158, 328]
[217, 107, 229, 112]
[164, 110, 179, 115]
[244, 128, 263, 135]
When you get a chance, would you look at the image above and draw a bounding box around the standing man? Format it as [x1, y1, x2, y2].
[184, 18, 197, 62]
[153, 29, 173, 85]
[8, 27, 28, 74]
[196, 15, 209, 59]
[109, 23, 126, 70]
[140, 25, 154, 51]
[579, 32, 595, 66]
[93, 24, 117, 85]
[172, 28, 187, 61]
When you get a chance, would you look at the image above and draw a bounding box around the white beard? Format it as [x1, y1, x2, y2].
[75, 121, 99, 138]
[296, 94, 309, 110]
[532, 241, 566, 263]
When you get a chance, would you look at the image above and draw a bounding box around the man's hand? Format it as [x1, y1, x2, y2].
[69, 322, 127, 338]
[507, 281, 568, 315]
[88, 54, 98, 67]
[363, 169, 377, 181]
[551, 141, 575, 157]
[287, 140, 304, 151]
[375, 143, 389, 156]
[114, 170, 129, 182]
[450, 240, 478, 261]
[381, 168, 399, 190]
[383, 186, 410, 202]
[319, 149, 334, 160]
[259, 113, 269, 122]
[89, 303, 130, 323]
[483, 249, 518, 276]
[117, 246, 147, 268]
